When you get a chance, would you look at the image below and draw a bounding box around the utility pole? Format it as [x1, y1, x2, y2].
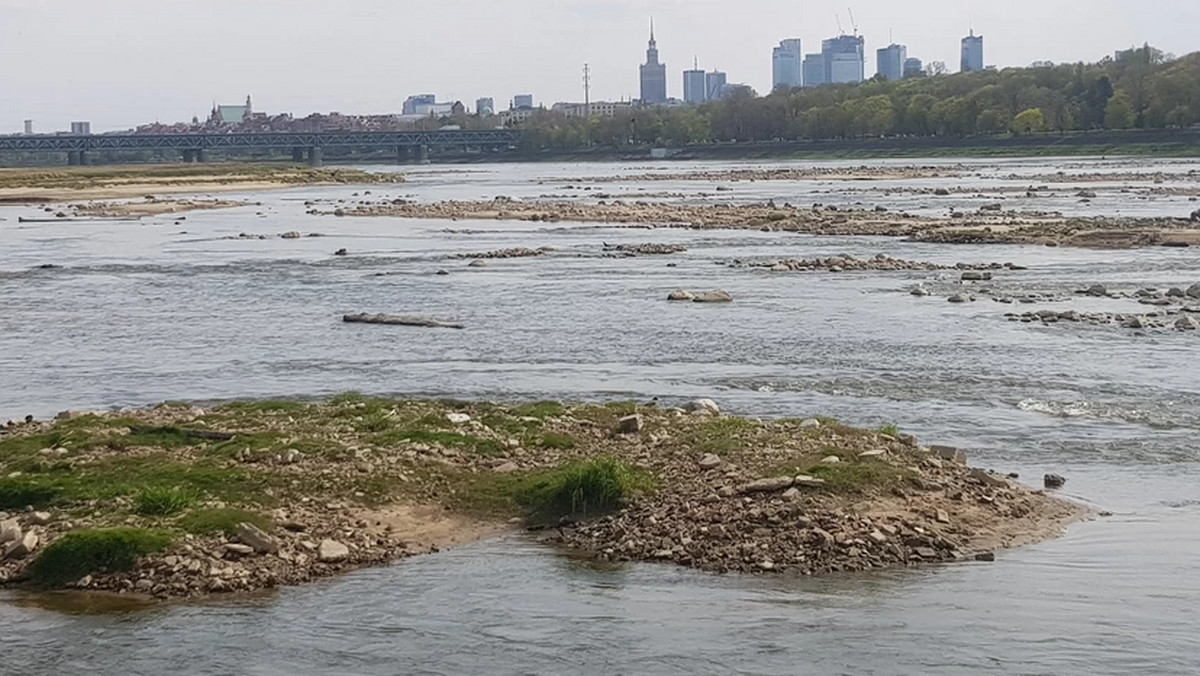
[583, 63, 592, 147]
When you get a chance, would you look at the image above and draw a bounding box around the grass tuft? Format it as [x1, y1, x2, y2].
[26, 528, 174, 588]
[0, 478, 62, 509]
[133, 486, 198, 516]
[177, 508, 271, 536]
[515, 456, 652, 520]
[535, 432, 577, 450]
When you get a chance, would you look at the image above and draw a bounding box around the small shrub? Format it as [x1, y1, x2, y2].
[877, 423, 900, 437]
[26, 528, 173, 588]
[133, 486, 197, 516]
[516, 456, 651, 519]
[178, 508, 271, 535]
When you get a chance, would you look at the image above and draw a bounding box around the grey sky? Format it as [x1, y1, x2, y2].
[3, 0, 1197, 132]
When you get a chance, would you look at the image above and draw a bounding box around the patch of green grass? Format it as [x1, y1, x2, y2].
[0, 477, 62, 509]
[766, 212, 789, 222]
[535, 432, 577, 450]
[877, 423, 900, 437]
[682, 417, 757, 455]
[515, 456, 653, 520]
[207, 431, 286, 458]
[374, 429, 505, 457]
[133, 486, 197, 516]
[178, 508, 271, 536]
[89, 426, 200, 451]
[604, 401, 639, 416]
[218, 399, 308, 414]
[25, 528, 174, 588]
[480, 413, 541, 436]
[509, 401, 567, 420]
[805, 460, 913, 493]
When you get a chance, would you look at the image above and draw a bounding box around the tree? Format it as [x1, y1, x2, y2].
[1105, 91, 1136, 129]
[1012, 108, 1046, 134]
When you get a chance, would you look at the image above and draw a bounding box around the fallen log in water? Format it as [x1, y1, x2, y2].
[342, 313, 464, 329]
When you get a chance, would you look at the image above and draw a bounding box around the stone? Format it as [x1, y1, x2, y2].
[281, 231, 302, 239]
[930, 445, 967, 465]
[334, 248, 348, 256]
[282, 448, 303, 465]
[821, 455, 841, 464]
[684, 399, 721, 415]
[915, 547, 940, 559]
[793, 475, 826, 488]
[935, 509, 951, 524]
[436, 269, 450, 276]
[799, 418, 821, 429]
[868, 530, 888, 544]
[468, 259, 488, 268]
[968, 469, 1010, 488]
[134, 578, 155, 592]
[667, 290, 695, 301]
[1187, 283, 1200, 299]
[1122, 316, 1147, 329]
[3, 531, 38, 560]
[780, 488, 801, 502]
[961, 271, 993, 281]
[1167, 287, 1185, 297]
[948, 293, 973, 303]
[692, 290, 734, 303]
[0, 519, 20, 545]
[493, 462, 520, 473]
[717, 486, 736, 498]
[1044, 474, 1067, 489]
[1086, 284, 1108, 297]
[28, 511, 52, 526]
[446, 412, 471, 424]
[318, 539, 350, 563]
[1176, 315, 1200, 331]
[617, 414, 643, 434]
[859, 449, 888, 459]
[698, 453, 722, 470]
[910, 286, 931, 297]
[224, 543, 255, 556]
[975, 552, 997, 562]
[738, 477, 794, 494]
[236, 522, 279, 554]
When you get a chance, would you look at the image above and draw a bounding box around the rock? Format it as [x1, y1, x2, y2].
[617, 414, 643, 434]
[28, 511, 52, 526]
[968, 469, 1010, 488]
[738, 477, 795, 494]
[446, 412, 471, 424]
[436, 269, 450, 276]
[1076, 190, 1097, 198]
[821, 455, 841, 464]
[934, 188, 950, 196]
[683, 399, 720, 415]
[698, 453, 722, 470]
[493, 462, 520, 473]
[798, 418, 821, 429]
[281, 231, 302, 239]
[318, 539, 350, 563]
[780, 488, 801, 501]
[0, 519, 20, 545]
[930, 445, 967, 464]
[1044, 474, 1067, 489]
[793, 475, 826, 488]
[961, 271, 993, 281]
[236, 522, 279, 554]
[224, 543, 255, 556]
[948, 293, 973, 303]
[858, 449, 887, 459]
[1086, 284, 1108, 297]
[915, 547, 940, 559]
[1186, 283, 1200, 299]
[1191, 209, 1200, 222]
[975, 552, 996, 562]
[692, 290, 733, 303]
[282, 448, 303, 465]
[334, 248, 348, 256]
[1122, 316, 1147, 329]
[1176, 316, 1200, 331]
[1167, 287, 1185, 297]
[717, 486, 736, 498]
[910, 285, 931, 297]
[3, 531, 38, 560]
[935, 509, 951, 524]
[667, 290, 696, 301]
[468, 259, 488, 268]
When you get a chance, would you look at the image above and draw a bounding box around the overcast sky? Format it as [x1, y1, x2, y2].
[3, 0, 1198, 132]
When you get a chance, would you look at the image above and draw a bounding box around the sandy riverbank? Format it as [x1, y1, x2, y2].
[0, 396, 1088, 600]
[319, 198, 1200, 249]
[0, 164, 404, 203]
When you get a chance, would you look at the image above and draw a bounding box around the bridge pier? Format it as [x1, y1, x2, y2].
[396, 145, 411, 164]
[416, 144, 429, 164]
[182, 149, 196, 163]
[196, 149, 208, 163]
[67, 151, 81, 166]
[306, 147, 323, 167]
[292, 147, 305, 163]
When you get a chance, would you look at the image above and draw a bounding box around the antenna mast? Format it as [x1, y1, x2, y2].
[583, 63, 591, 116]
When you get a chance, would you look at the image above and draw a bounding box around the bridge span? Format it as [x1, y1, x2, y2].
[0, 129, 523, 166]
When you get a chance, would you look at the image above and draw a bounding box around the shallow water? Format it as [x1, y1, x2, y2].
[1, 157, 1199, 675]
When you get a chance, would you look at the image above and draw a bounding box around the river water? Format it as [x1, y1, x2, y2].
[1, 157, 1198, 674]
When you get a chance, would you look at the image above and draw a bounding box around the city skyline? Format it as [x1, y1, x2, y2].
[2, 0, 1198, 132]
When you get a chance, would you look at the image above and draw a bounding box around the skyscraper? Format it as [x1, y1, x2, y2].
[475, 98, 495, 116]
[876, 44, 907, 82]
[961, 30, 984, 72]
[639, 20, 667, 104]
[772, 39, 803, 90]
[705, 70, 727, 101]
[822, 35, 865, 84]
[683, 59, 707, 104]
[802, 53, 826, 87]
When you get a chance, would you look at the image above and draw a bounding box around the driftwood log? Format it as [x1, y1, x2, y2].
[342, 313, 464, 330]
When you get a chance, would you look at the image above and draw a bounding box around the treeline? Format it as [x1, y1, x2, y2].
[514, 45, 1200, 148]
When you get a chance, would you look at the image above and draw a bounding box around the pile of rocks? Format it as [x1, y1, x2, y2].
[452, 247, 546, 260]
[667, 290, 733, 303]
[602, 243, 687, 256]
[737, 254, 1017, 274]
[1006, 308, 1200, 331]
[0, 511, 49, 569]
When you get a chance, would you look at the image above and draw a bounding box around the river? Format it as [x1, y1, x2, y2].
[1, 157, 1198, 674]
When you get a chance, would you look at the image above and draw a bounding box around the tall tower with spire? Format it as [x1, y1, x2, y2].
[639, 19, 667, 104]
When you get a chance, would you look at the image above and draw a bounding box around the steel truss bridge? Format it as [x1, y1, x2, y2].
[0, 129, 523, 165]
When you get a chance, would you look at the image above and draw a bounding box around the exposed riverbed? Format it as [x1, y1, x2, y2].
[1, 157, 1198, 675]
